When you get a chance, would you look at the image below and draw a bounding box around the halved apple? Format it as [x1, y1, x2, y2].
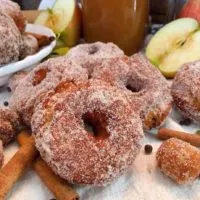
[35, 0, 81, 46]
[146, 18, 200, 77]
[159, 30, 200, 77]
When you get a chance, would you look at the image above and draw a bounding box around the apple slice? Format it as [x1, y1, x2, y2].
[159, 30, 200, 77]
[146, 18, 199, 67]
[35, 0, 81, 46]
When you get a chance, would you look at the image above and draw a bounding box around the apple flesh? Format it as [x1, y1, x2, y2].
[146, 18, 200, 77]
[159, 30, 200, 77]
[35, 0, 81, 46]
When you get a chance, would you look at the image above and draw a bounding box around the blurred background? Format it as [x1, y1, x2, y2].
[12, 0, 187, 23]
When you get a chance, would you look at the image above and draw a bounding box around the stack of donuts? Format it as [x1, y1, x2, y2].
[0, 0, 54, 66]
[0, 42, 173, 186]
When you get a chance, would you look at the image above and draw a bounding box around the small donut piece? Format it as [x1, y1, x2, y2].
[172, 61, 200, 123]
[20, 35, 39, 59]
[8, 71, 28, 92]
[0, 12, 21, 65]
[10, 57, 88, 126]
[0, 0, 26, 32]
[0, 140, 3, 168]
[32, 82, 143, 185]
[92, 54, 172, 130]
[67, 42, 124, 73]
[0, 107, 21, 145]
[156, 138, 200, 184]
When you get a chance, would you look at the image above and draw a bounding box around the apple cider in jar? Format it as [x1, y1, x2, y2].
[81, 0, 149, 55]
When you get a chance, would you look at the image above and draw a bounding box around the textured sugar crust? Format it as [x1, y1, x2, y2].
[32, 81, 144, 186]
[10, 56, 88, 126]
[0, 11, 22, 65]
[8, 71, 28, 92]
[172, 61, 200, 123]
[20, 35, 39, 60]
[91, 53, 172, 130]
[0, 0, 25, 32]
[0, 107, 21, 145]
[0, 140, 3, 168]
[66, 42, 124, 73]
[156, 138, 200, 184]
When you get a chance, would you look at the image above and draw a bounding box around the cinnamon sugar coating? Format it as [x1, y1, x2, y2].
[20, 35, 39, 60]
[32, 82, 143, 185]
[0, 12, 22, 65]
[172, 61, 200, 123]
[8, 71, 28, 92]
[91, 54, 172, 130]
[0, 140, 3, 168]
[10, 56, 88, 126]
[0, 0, 26, 32]
[156, 138, 200, 184]
[67, 42, 124, 73]
[0, 107, 21, 145]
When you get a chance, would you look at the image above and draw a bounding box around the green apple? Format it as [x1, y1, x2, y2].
[35, 0, 81, 46]
[146, 18, 200, 77]
[53, 47, 70, 56]
[159, 30, 200, 77]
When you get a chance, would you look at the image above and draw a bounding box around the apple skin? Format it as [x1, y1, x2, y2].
[60, 3, 81, 47]
[34, 0, 81, 47]
[146, 18, 199, 67]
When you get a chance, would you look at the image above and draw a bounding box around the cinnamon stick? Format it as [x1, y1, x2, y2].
[25, 32, 55, 47]
[157, 128, 200, 147]
[0, 131, 37, 199]
[17, 132, 79, 200]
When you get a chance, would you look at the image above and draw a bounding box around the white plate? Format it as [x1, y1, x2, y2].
[0, 24, 56, 86]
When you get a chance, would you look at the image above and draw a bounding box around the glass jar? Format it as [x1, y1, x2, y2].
[81, 0, 149, 55]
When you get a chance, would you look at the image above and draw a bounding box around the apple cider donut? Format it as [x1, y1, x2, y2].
[172, 61, 200, 123]
[32, 81, 143, 185]
[156, 138, 200, 184]
[0, 12, 21, 65]
[10, 57, 88, 126]
[0, 107, 21, 145]
[8, 71, 29, 92]
[91, 54, 172, 130]
[67, 42, 124, 73]
[20, 35, 39, 60]
[0, 0, 26, 33]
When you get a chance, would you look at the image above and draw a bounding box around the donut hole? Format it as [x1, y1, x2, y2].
[88, 46, 99, 55]
[82, 112, 109, 140]
[32, 68, 49, 86]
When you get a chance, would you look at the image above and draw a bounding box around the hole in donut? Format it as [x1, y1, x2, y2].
[126, 84, 141, 93]
[82, 112, 109, 140]
[88, 46, 99, 55]
[32, 68, 50, 86]
[126, 78, 143, 93]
